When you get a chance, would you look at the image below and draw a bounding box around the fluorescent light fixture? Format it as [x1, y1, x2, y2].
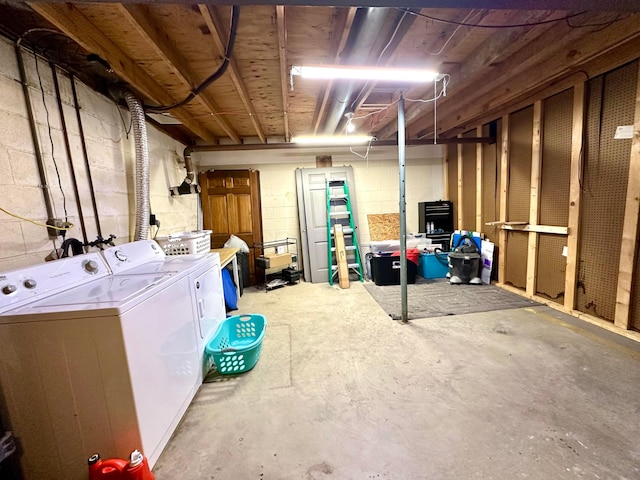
[291, 65, 439, 83]
[291, 135, 374, 145]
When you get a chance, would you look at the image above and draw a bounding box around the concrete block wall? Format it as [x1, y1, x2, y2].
[197, 143, 445, 252]
[0, 36, 196, 272]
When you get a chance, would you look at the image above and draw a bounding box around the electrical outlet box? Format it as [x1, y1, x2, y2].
[46, 218, 63, 238]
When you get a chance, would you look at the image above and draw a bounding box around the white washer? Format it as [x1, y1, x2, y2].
[0, 241, 225, 480]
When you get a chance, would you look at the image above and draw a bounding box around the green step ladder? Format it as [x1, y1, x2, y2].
[326, 179, 364, 285]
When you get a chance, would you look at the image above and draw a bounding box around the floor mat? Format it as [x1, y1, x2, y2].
[363, 277, 539, 320]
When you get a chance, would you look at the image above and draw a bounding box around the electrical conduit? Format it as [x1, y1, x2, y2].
[124, 92, 150, 241]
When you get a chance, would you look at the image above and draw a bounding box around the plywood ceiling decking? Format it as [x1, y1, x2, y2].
[2, 2, 640, 145]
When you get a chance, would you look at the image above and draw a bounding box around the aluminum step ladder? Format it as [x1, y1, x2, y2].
[326, 179, 364, 285]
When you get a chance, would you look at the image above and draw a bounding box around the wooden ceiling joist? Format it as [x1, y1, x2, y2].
[28, 2, 218, 143]
[198, 4, 266, 144]
[275, 5, 290, 142]
[118, 4, 241, 144]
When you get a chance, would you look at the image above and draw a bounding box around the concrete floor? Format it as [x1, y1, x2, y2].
[153, 281, 640, 480]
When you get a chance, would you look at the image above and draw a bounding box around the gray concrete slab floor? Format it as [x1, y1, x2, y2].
[153, 280, 640, 480]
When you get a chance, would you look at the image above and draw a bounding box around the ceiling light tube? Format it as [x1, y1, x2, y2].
[291, 135, 374, 146]
[291, 65, 439, 83]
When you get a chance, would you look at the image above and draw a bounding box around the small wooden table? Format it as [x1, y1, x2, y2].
[211, 247, 240, 299]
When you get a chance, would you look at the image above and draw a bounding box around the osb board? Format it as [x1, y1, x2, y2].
[446, 143, 458, 229]
[505, 231, 528, 290]
[461, 129, 477, 230]
[367, 214, 399, 241]
[536, 234, 566, 304]
[482, 121, 500, 242]
[577, 61, 637, 322]
[540, 88, 573, 227]
[507, 105, 533, 222]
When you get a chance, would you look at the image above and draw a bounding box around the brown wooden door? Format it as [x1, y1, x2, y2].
[199, 169, 263, 285]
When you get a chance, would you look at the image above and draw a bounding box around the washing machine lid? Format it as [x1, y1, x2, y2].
[1, 272, 177, 321]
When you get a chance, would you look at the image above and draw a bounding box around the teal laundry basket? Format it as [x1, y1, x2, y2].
[205, 314, 267, 374]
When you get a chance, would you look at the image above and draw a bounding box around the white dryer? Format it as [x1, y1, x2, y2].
[0, 241, 225, 480]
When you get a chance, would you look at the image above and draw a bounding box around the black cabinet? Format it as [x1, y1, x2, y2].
[419, 201, 454, 251]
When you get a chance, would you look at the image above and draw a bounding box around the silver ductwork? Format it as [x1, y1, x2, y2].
[322, 7, 391, 135]
[124, 92, 150, 241]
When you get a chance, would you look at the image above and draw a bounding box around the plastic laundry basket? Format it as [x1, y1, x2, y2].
[205, 314, 267, 374]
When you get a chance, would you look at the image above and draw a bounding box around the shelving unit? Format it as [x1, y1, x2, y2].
[254, 238, 300, 291]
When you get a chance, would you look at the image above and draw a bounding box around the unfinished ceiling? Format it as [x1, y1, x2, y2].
[2, 1, 640, 146]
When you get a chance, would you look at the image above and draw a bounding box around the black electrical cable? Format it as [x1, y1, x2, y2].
[145, 5, 240, 112]
[396, 8, 594, 29]
[33, 48, 69, 224]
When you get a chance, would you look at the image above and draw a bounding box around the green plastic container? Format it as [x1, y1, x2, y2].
[205, 314, 267, 374]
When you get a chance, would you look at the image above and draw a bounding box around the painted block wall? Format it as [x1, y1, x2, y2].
[0, 37, 196, 272]
[196, 143, 445, 252]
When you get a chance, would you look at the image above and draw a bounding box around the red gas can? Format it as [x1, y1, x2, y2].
[123, 450, 155, 480]
[88, 453, 128, 480]
[88, 450, 155, 480]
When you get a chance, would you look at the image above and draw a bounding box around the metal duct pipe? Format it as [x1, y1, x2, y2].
[170, 147, 201, 196]
[123, 92, 150, 241]
[184, 147, 195, 185]
[322, 7, 391, 135]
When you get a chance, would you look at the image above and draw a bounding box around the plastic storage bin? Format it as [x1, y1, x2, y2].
[205, 314, 267, 374]
[418, 251, 450, 279]
[155, 230, 212, 255]
[370, 254, 417, 286]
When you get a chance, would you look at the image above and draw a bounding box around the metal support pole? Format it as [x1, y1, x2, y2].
[398, 94, 408, 322]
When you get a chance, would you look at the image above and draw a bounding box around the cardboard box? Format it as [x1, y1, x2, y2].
[257, 252, 292, 269]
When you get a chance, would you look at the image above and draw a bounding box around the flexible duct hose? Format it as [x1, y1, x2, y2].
[124, 92, 150, 241]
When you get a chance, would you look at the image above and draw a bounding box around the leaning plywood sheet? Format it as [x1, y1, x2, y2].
[368, 214, 400, 241]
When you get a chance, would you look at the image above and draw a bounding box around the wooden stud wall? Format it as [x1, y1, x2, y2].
[618, 63, 640, 330]
[447, 143, 458, 230]
[482, 121, 500, 243]
[576, 62, 637, 323]
[462, 130, 477, 230]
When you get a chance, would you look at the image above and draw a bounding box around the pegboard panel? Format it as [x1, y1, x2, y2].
[482, 121, 500, 242]
[536, 234, 567, 304]
[508, 106, 533, 222]
[447, 143, 458, 229]
[505, 231, 528, 289]
[577, 61, 637, 322]
[540, 89, 573, 227]
[462, 130, 477, 230]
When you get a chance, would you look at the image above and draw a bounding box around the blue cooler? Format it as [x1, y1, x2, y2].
[418, 251, 450, 279]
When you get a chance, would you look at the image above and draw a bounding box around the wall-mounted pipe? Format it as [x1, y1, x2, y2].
[70, 76, 103, 237]
[170, 146, 201, 196]
[123, 91, 150, 241]
[14, 44, 55, 220]
[51, 63, 88, 246]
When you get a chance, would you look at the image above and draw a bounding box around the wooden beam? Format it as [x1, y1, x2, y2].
[334, 224, 350, 289]
[498, 115, 509, 285]
[614, 65, 640, 329]
[381, 12, 640, 141]
[457, 134, 464, 229]
[311, 7, 357, 134]
[526, 100, 543, 296]
[443, 146, 450, 201]
[198, 4, 263, 143]
[29, 2, 217, 143]
[475, 125, 483, 232]
[275, 6, 290, 143]
[502, 224, 568, 235]
[374, 9, 559, 140]
[564, 83, 585, 311]
[117, 4, 241, 144]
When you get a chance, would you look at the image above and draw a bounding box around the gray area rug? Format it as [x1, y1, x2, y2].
[363, 277, 539, 320]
